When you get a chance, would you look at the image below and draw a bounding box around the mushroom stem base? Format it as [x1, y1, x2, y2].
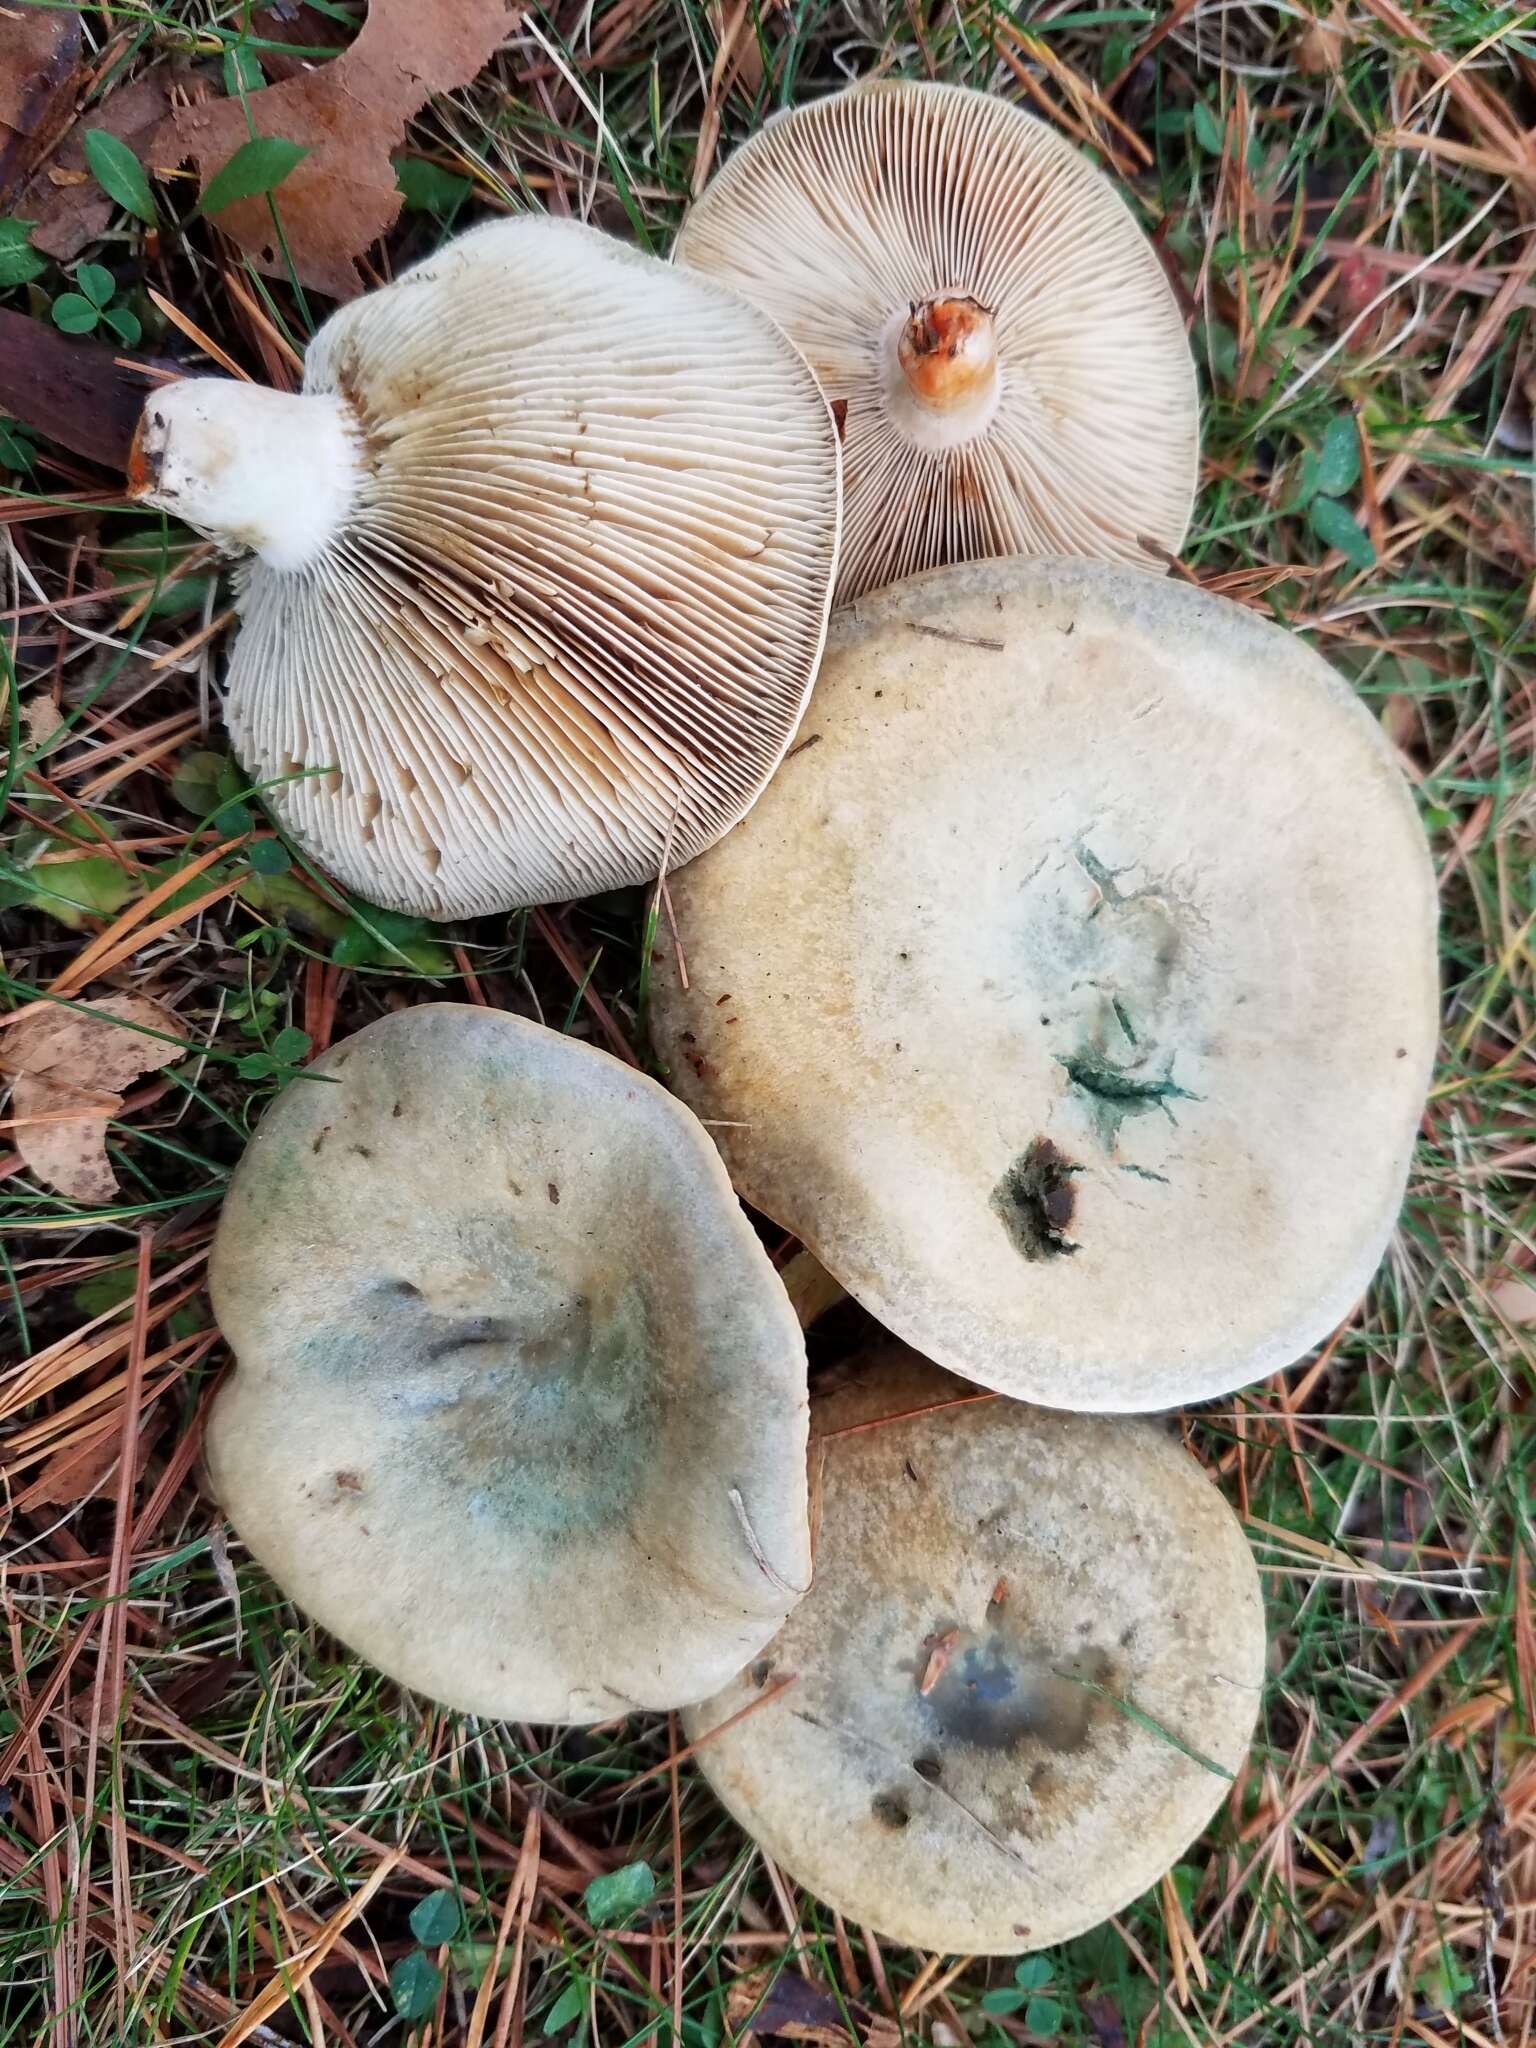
[882, 295, 1001, 449]
[128, 380, 365, 572]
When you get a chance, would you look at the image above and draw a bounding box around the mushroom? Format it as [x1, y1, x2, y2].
[128, 214, 842, 919]
[652, 557, 1439, 1411]
[206, 1003, 811, 1722]
[674, 80, 1197, 603]
[685, 1345, 1265, 1953]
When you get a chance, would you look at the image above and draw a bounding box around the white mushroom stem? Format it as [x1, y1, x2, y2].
[128, 380, 366, 572]
[895, 294, 997, 415]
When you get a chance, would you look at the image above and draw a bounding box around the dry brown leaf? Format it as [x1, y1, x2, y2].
[15, 68, 173, 260]
[159, 1652, 243, 1718]
[722, 1972, 900, 2048]
[248, 3, 352, 85]
[18, 71, 172, 261]
[27, 1414, 160, 1508]
[0, 2, 82, 207]
[1294, 3, 1349, 73]
[1331, 247, 1393, 333]
[29, 1426, 121, 1506]
[151, 0, 520, 299]
[1494, 350, 1535, 453]
[5, 993, 184, 1202]
[725, 1969, 851, 2047]
[22, 693, 63, 746]
[1490, 1274, 1536, 1326]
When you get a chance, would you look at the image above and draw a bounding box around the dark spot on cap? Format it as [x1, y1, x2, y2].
[870, 1792, 910, 1830]
[992, 1138, 1081, 1262]
[548, 1183, 560, 1204]
[920, 1631, 1113, 1755]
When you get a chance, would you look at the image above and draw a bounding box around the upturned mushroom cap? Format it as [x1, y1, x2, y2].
[129, 214, 841, 919]
[206, 1003, 811, 1722]
[652, 557, 1439, 1411]
[674, 81, 1196, 603]
[685, 1347, 1265, 1953]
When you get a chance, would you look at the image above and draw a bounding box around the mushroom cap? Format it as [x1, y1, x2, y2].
[206, 1003, 811, 1722]
[685, 1346, 1265, 1953]
[674, 80, 1197, 603]
[652, 557, 1439, 1411]
[175, 214, 840, 918]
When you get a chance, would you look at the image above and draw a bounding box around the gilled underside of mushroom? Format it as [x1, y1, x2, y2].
[675, 82, 1198, 604]
[133, 218, 841, 919]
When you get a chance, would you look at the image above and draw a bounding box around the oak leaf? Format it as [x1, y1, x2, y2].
[15, 70, 172, 261]
[4, 993, 184, 1202]
[0, 2, 82, 208]
[152, 0, 520, 298]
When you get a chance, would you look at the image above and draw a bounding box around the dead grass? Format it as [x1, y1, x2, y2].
[1, 2, 1534, 2045]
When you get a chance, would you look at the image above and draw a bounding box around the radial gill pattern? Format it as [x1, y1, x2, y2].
[228, 217, 841, 919]
[675, 82, 1198, 603]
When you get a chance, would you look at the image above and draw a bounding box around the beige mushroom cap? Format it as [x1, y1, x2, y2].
[685, 1347, 1265, 1953]
[653, 557, 1439, 1411]
[674, 80, 1196, 604]
[130, 214, 841, 919]
[207, 1004, 811, 1722]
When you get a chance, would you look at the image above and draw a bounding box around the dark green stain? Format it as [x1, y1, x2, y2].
[1058, 1051, 1198, 1150]
[450, 1280, 660, 1542]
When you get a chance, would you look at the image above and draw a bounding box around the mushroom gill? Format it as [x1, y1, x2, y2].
[130, 215, 842, 919]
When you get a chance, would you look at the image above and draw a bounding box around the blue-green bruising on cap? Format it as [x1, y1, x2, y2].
[453, 1281, 661, 1542]
[297, 1269, 663, 1545]
[920, 1627, 1112, 1755]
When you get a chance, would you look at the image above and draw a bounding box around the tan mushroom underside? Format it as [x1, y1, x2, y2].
[207, 1005, 811, 1722]
[652, 557, 1439, 1411]
[675, 81, 1197, 603]
[227, 216, 841, 917]
[686, 1348, 1265, 1953]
